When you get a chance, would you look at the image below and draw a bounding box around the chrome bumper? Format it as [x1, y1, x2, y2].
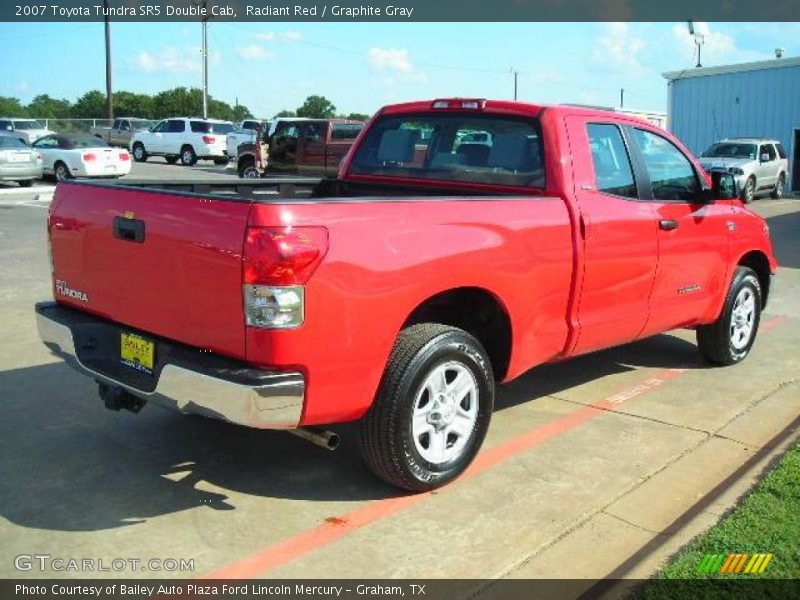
[35, 302, 304, 429]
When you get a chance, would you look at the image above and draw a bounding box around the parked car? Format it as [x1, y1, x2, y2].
[130, 118, 233, 166]
[698, 138, 789, 203]
[32, 134, 131, 181]
[0, 132, 43, 186]
[236, 118, 364, 178]
[90, 118, 155, 148]
[36, 99, 777, 492]
[0, 118, 54, 145]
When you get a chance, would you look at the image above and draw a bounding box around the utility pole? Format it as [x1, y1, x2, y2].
[620, 88, 624, 109]
[202, 14, 208, 118]
[103, 0, 113, 119]
[510, 68, 518, 101]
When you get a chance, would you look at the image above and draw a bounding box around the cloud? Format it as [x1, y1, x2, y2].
[253, 30, 301, 42]
[236, 45, 275, 60]
[7, 81, 31, 94]
[592, 22, 645, 72]
[134, 46, 201, 73]
[367, 47, 413, 73]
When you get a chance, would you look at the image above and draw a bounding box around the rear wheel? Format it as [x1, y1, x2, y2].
[164, 156, 178, 165]
[771, 173, 785, 199]
[238, 156, 260, 179]
[54, 162, 72, 182]
[697, 266, 762, 365]
[180, 146, 197, 166]
[741, 176, 756, 203]
[132, 143, 147, 162]
[359, 324, 494, 491]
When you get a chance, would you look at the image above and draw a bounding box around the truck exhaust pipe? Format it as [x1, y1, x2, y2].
[98, 382, 146, 414]
[288, 428, 339, 451]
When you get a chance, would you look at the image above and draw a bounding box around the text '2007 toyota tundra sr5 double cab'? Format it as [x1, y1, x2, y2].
[37, 99, 777, 491]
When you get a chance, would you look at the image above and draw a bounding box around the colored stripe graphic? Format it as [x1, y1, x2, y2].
[702, 553, 774, 574]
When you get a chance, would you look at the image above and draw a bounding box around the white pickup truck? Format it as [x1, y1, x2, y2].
[130, 117, 234, 166]
[225, 120, 270, 161]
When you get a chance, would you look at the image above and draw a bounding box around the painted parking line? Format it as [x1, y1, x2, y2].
[204, 314, 788, 580]
[203, 369, 690, 579]
[0, 186, 54, 196]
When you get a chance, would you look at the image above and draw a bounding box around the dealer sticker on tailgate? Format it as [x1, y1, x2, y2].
[120, 332, 155, 375]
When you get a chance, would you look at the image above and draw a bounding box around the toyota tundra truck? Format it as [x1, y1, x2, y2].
[37, 99, 777, 491]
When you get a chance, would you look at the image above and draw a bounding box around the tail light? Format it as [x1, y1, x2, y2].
[432, 98, 486, 110]
[202, 135, 216, 144]
[82, 153, 96, 162]
[242, 226, 328, 329]
[119, 152, 130, 161]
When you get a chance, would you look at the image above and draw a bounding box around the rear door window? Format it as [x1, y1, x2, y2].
[349, 112, 545, 188]
[586, 123, 637, 199]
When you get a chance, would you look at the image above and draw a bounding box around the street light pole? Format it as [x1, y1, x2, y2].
[202, 16, 208, 118]
[103, 0, 113, 119]
[511, 68, 518, 101]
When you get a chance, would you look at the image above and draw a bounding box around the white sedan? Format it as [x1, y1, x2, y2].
[32, 134, 132, 182]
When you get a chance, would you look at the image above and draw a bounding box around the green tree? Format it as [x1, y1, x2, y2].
[153, 87, 203, 118]
[0, 96, 28, 117]
[113, 91, 155, 119]
[274, 109, 296, 118]
[296, 95, 336, 119]
[27, 94, 72, 119]
[344, 112, 371, 122]
[231, 105, 253, 121]
[72, 90, 107, 119]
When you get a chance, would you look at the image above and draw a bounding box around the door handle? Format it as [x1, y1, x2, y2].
[659, 219, 679, 231]
[113, 216, 145, 243]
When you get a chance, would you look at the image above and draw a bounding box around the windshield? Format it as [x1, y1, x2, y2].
[702, 143, 757, 159]
[0, 136, 27, 149]
[13, 120, 45, 130]
[66, 136, 109, 149]
[190, 121, 234, 134]
[349, 113, 545, 188]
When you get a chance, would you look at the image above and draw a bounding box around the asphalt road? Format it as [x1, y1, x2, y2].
[0, 172, 798, 587]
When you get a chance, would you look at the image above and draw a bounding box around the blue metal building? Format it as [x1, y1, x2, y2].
[664, 57, 800, 191]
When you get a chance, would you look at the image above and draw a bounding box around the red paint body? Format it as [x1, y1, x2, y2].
[48, 101, 778, 426]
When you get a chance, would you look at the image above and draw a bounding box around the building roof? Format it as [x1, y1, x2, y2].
[663, 56, 800, 81]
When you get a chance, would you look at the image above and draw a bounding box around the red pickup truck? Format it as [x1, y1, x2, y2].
[37, 99, 777, 491]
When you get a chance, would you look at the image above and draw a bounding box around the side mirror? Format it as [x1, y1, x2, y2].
[710, 171, 738, 200]
[760, 153, 770, 162]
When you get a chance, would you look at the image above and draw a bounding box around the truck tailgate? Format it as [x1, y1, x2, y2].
[49, 183, 252, 359]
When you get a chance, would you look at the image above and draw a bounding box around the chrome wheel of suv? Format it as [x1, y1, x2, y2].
[742, 177, 755, 204]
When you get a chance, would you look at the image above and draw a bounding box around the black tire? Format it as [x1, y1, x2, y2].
[359, 323, 494, 492]
[770, 173, 785, 199]
[741, 176, 756, 204]
[697, 266, 762, 366]
[17, 179, 34, 188]
[238, 156, 259, 179]
[164, 156, 178, 165]
[54, 162, 72, 182]
[180, 145, 197, 166]
[132, 143, 147, 163]
[214, 157, 228, 166]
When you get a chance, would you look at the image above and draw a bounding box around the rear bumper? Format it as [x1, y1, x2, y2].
[35, 302, 304, 429]
[0, 164, 42, 180]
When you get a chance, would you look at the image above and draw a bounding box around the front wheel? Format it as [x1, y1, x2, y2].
[359, 324, 494, 492]
[771, 174, 785, 199]
[741, 177, 756, 204]
[238, 156, 260, 179]
[697, 266, 762, 365]
[132, 143, 147, 162]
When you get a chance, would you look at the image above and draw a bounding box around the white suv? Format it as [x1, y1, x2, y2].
[130, 118, 234, 166]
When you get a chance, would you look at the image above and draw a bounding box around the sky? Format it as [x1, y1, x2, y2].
[1, 21, 799, 118]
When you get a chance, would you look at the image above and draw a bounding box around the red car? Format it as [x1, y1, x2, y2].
[37, 99, 777, 491]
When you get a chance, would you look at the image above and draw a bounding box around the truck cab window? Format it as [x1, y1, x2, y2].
[632, 128, 701, 202]
[586, 123, 637, 199]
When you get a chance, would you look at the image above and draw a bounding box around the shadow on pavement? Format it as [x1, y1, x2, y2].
[0, 332, 705, 532]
